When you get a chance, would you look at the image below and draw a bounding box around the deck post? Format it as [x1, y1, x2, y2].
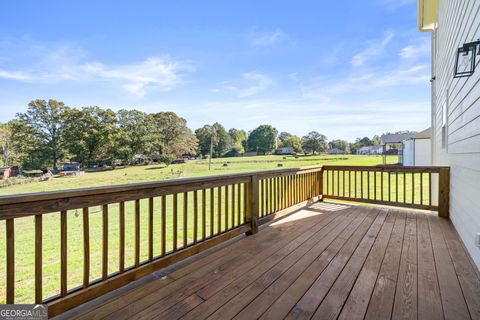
[438, 167, 450, 218]
[246, 174, 259, 235]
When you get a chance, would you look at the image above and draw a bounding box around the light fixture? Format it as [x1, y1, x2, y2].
[454, 39, 480, 78]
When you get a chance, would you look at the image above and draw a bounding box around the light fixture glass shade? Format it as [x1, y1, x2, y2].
[454, 40, 479, 78]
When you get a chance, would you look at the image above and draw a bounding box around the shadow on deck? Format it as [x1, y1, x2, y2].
[59, 202, 480, 320]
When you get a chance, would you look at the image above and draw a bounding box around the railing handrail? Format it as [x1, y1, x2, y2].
[0, 165, 323, 207]
[322, 165, 449, 173]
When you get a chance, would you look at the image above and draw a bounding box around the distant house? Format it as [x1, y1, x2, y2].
[401, 128, 431, 166]
[242, 151, 258, 157]
[62, 162, 81, 171]
[275, 147, 295, 155]
[357, 145, 383, 155]
[0, 166, 19, 179]
[327, 148, 345, 155]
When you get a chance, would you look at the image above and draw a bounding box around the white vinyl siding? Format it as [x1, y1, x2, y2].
[432, 0, 480, 268]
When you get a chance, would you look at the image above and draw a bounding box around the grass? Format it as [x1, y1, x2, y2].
[0, 154, 398, 303]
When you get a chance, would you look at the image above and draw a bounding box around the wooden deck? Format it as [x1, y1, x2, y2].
[66, 202, 480, 320]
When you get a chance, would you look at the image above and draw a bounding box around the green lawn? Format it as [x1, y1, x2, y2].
[0, 154, 397, 304]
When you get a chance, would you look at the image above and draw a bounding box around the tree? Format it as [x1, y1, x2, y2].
[328, 139, 350, 153]
[281, 135, 303, 153]
[195, 123, 231, 157]
[114, 109, 154, 163]
[11, 99, 69, 171]
[301, 131, 327, 155]
[247, 125, 278, 155]
[0, 123, 14, 166]
[63, 106, 118, 166]
[228, 128, 247, 155]
[278, 132, 293, 144]
[151, 112, 198, 162]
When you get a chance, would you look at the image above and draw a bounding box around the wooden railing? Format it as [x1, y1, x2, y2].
[0, 165, 450, 316]
[0, 166, 323, 316]
[322, 166, 450, 217]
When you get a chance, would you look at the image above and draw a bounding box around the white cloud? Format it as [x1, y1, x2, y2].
[288, 72, 299, 81]
[0, 43, 193, 97]
[300, 63, 430, 101]
[248, 29, 285, 46]
[350, 32, 394, 67]
[222, 71, 273, 97]
[399, 40, 430, 59]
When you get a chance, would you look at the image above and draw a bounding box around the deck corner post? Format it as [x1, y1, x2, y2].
[438, 167, 450, 218]
[319, 169, 324, 201]
[245, 174, 259, 235]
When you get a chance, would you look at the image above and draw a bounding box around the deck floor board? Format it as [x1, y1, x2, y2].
[68, 202, 480, 320]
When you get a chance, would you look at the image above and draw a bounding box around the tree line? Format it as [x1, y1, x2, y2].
[0, 99, 387, 171]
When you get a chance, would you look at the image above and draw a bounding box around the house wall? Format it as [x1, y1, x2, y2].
[402, 140, 415, 166]
[431, 0, 480, 268]
[414, 138, 431, 166]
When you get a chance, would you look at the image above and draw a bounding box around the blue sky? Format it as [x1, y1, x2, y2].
[0, 0, 431, 141]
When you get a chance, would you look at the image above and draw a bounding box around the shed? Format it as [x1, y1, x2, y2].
[401, 128, 431, 166]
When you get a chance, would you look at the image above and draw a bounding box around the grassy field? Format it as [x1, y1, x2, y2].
[0, 154, 396, 196]
[0, 154, 398, 304]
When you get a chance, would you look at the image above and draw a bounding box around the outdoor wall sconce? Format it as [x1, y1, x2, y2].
[454, 39, 480, 78]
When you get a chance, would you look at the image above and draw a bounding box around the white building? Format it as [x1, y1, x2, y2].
[276, 146, 295, 155]
[419, 0, 480, 267]
[401, 128, 431, 166]
[357, 145, 383, 155]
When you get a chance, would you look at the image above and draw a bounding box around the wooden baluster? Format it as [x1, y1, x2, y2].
[327, 170, 330, 196]
[231, 185, 235, 226]
[380, 171, 383, 201]
[148, 197, 154, 261]
[103, 205, 110, 277]
[61, 210, 68, 295]
[202, 190, 206, 241]
[35, 215, 42, 303]
[361, 171, 364, 199]
[243, 183, 248, 224]
[276, 177, 279, 210]
[217, 187, 222, 233]
[237, 184, 241, 225]
[388, 171, 392, 202]
[331, 171, 334, 196]
[336, 170, 340, 196]
[224, 185, 229, 230]
[428, 172, 432, 208]
[342, 171, 345, 197]
[173, 194, 178, 251]
[183, 192, 188, 247]
[420, 172, 424, 205]
[374, 171, 377, 200]
[6, 219, 14, 304]
[403, 172, 406, 203]
[161, 196, 166, 255]
[396, 173, 399, 203]
[354, 171, 357, 198]
[412, 172, 415, 204]
[210, 188, 214, 237]
[134, 200, 140, 267]
[367, 171, 371, 199]
[83, 208, 90, 287]
[119, 202, 126, 270]
[194, 190, 198, 243]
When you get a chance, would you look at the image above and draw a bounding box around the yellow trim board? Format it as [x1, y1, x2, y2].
[418, 0, 438, 32]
